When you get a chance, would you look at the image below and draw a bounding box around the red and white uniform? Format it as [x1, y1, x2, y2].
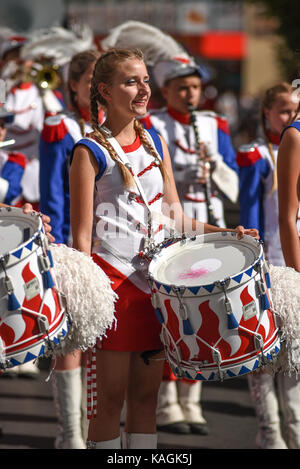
[142, 107, 238, 227]
[237, 134, 300, 266]
[0, 148, 27, 204]
[74, 129, 165, 351]
[5, 81, 64, 206]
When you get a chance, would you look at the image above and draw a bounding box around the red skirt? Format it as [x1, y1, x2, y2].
[92, 253, 162, 352]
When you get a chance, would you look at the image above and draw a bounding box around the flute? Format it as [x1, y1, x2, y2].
[188, 105, 217, 226]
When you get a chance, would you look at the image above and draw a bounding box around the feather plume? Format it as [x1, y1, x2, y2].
[20, 25, 94, 66]
[101, 20, 190, 66]
[101, 21, 210, 87]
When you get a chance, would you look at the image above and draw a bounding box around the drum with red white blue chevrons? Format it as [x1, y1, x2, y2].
[148, 232, 281, 381]
[0, 207, 69, 369]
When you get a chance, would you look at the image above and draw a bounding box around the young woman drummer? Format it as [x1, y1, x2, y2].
[69, 48, 258, 449]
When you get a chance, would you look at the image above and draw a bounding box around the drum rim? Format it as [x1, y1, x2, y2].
[148, 232, 263, 290]
[0, 206, 42, 262]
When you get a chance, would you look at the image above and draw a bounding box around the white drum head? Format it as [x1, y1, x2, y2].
[0, 207, 41, 256]
[150, 233, 261, 287]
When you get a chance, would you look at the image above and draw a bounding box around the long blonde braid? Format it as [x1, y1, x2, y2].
[89, 47, 169, 188]
[90, 79, 134, 188]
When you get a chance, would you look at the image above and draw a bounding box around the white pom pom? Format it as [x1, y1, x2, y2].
[268, 265, 300, 375]
[50, 244, 117, 354]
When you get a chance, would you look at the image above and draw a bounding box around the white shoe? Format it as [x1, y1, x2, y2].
[248, 372, 287, 449]
[256, 425, 288, 449]
[122, 432, 157, 449]
[156, 380, 185, 426]
[87, 437, 121, 449]
[17, 361, 40, 378]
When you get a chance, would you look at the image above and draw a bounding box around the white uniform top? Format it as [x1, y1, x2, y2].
[258, 143, 282, 264]
[77, 131, 165, 292]
[5, 82, 64, 202]
[237, 139, 300, 266]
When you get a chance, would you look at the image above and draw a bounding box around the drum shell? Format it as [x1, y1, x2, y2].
[148, 233, 281, 381]
[0, 209, 68, 369]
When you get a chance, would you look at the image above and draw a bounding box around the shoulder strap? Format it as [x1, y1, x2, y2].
[144, 126, 163, 160]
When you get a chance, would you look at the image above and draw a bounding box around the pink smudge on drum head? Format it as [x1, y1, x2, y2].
[178, 267, 210, 280]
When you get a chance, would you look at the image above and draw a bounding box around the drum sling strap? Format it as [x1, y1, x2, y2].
[104, 130, 177, 258]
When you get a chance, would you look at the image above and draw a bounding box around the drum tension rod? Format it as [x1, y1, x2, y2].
[212, 349, 224, 381]
[147, 276, 165, 325]
[173, 286, 194, 335]
[0, 257, 21, 311]
[254, 261, 271, 311]
[216, 278, 239, 329]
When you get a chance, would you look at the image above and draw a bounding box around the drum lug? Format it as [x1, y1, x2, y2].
[254, 333, 264, 352]
[38, 315, 49, 334]
[0, 254, 9, 271]
[263, 261, 271, 289]
[256, 279, 271, 311]
[3, 275, 21, 311]
[257, 279, 266, 296]
[212, 349, 224, 381]
[38, 254, 50, 272]
[4, 275, 14, 295]
[216, 279, 239, 329]
[224, 297, 233, 315]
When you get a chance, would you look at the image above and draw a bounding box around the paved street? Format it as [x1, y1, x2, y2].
[0, 359, 257, 450]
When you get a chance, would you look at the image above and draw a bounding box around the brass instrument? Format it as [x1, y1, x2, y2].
[28, 63, 61, 91]
[188, 104, 218, 226]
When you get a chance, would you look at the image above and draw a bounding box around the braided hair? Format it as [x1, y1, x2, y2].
[67, 49, 101, 137]
[89, 48, 168, 188]
[261, 82, 295, 194]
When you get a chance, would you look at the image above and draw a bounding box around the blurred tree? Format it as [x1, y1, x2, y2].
[226, 0, 300, 79]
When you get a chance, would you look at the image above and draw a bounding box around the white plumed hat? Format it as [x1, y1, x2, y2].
[20, 25, 95, 66]
[101, 20, 204, 87]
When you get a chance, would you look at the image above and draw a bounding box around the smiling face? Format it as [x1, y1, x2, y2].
[161, 74, 202, 114]
[264, 92, 299, 135]
[98, 57, 151, 120]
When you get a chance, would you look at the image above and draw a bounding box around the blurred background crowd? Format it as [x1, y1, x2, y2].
[1, 0, 299, 224]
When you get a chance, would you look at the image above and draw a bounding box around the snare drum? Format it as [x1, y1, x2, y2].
[0, 207, 68, 369]
[148, 232, 281, 381]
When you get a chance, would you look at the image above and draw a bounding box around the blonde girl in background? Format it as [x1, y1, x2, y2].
[237, 82, 300, 449]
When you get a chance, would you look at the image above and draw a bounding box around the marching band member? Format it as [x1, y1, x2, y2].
[237, 82, 300, 449]
[142, 58, 239, 436]
[3, 26, 94, 210]
[39, 49, 102, 449]
[0, 107, 26, 206]
[0, 28, 90, 379]
[69, 47, 257, 449]
[100, 19, 239, 438]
